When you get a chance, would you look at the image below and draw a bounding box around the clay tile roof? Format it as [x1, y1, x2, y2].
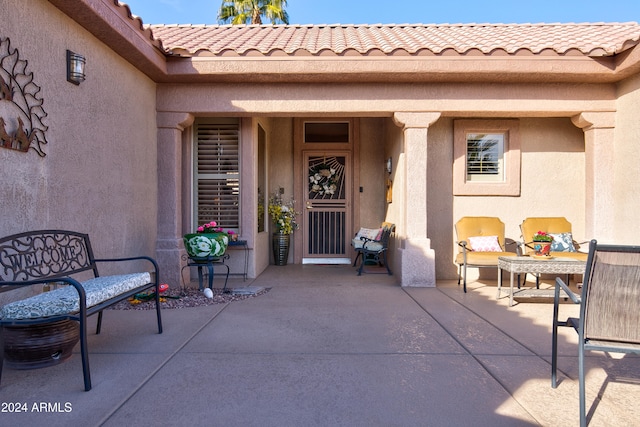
[147, 23, 640, 57]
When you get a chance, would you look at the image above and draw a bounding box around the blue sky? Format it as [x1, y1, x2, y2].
[123, 0, 640, 25]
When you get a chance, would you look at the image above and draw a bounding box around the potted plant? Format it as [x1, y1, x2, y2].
[532, 230, 553, 256]
[183, 221, 235, 259]
[268, 192, 300, 265]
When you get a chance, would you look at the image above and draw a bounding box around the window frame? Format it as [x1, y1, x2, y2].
[453, 119, 520, 196]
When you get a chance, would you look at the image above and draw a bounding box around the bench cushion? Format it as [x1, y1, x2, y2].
[352, 238, 384, 252]
[0, 272, 151, 321]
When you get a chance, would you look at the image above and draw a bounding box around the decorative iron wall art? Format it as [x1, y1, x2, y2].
[0, 37, 48, 157]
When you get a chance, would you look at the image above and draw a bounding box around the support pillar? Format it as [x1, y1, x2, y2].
[156, 112, 194, 287]
[392, 112, 441, 287]
[571, 112, 616, 241]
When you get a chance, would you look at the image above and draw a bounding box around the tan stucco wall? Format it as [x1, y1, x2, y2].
[358, 118, 386, 229]
[615, 74, 640, 244]
[431, 117, 585, 279]
[157, 71, 625, 284]
[269, 117, 295, 264]
[3, 2, 637, 290]
[1, 1, 157, 273]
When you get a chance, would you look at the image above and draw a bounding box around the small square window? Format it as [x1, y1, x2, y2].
[453, 120, 520, 196]
[466, 133, 504, 182]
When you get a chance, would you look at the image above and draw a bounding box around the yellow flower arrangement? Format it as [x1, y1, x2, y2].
[268, 193, 300, 235]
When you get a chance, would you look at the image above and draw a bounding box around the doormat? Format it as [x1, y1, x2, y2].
[231, 286, 265, 295]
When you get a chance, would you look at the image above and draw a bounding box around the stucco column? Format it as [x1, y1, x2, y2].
[571, 112, 615, 241]
[392, 112, 441, 287]
[156, 112, 194, 287]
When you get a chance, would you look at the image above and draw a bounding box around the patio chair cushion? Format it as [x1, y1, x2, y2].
[550, 232, 577, 252]
[468, 235, 502, 252]
[0, 272, 151, 321]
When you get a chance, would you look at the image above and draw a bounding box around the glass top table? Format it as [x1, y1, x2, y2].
[498, 256, 586, 306]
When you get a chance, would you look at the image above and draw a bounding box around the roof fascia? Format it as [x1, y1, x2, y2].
[47, 0, 167, 81]
[611, 44, 640, 79]
[163, 55, 624, 84]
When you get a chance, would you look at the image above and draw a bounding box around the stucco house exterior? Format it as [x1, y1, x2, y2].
[2, 0, 640, 292]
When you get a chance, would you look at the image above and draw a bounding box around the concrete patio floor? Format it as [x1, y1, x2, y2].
[1, 265, 639, 426]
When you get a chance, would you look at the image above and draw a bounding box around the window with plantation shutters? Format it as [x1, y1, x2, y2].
[465, 133, 504, 181]
[453, 119, 521, 196]
[195, 120, 240, 230]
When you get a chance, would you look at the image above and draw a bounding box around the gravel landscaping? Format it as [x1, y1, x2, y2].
[109, 286, 270, 310]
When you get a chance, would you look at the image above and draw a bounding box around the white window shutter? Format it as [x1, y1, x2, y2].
[195, 121, 240, 230]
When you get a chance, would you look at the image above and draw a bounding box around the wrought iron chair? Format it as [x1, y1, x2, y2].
[455, 216, 518, 293]
[551, 240, 640, 427]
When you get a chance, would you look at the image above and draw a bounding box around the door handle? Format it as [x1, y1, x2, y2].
[306, 202, 313, 210]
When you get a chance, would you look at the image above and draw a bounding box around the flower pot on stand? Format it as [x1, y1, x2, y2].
[272, 232, 290, 266]
[183, 232, 229, 259]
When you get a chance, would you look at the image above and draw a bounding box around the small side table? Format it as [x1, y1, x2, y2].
[187, 254, 230, 292]
[498, 256, 586, 306]
[227, 240, 249, 281]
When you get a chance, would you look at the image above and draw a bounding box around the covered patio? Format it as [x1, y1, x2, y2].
[2, 266, 638, 426]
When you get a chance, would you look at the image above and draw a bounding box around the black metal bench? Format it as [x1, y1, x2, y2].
[352, 222, 396, 275]
[0, 230, 163, 391]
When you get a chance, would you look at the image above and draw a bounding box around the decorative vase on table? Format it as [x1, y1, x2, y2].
[183, 232, 228, 259]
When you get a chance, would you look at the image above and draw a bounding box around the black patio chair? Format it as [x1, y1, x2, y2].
[551, 239, 640, 427]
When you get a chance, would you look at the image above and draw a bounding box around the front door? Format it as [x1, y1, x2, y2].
[302, 152, 352, 264]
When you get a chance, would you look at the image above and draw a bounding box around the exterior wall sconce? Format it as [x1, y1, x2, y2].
[66, 50, 86, 85]
[386, 157, 392, 174]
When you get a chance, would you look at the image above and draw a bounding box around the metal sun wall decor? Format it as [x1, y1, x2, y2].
[308, 156, 345, 200]
[0, 37, 48, 157]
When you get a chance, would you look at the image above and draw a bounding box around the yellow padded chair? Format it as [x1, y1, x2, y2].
[455, 217, 518, 293]
[520, 217, 588, 287]
[520, 217, 588, 261]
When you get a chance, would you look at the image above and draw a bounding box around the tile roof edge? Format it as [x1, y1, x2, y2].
[116, 1, 166, 51]
[147, 22, 640, 28]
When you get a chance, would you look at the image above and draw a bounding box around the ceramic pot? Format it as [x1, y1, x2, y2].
[272, 232, 290, 266]
[183, 232, 228, 258]
[533, 241, 552, 256]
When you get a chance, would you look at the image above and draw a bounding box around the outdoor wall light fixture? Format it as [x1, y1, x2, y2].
[66, 50, 86, 85]
[386, 157, 392, 174]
